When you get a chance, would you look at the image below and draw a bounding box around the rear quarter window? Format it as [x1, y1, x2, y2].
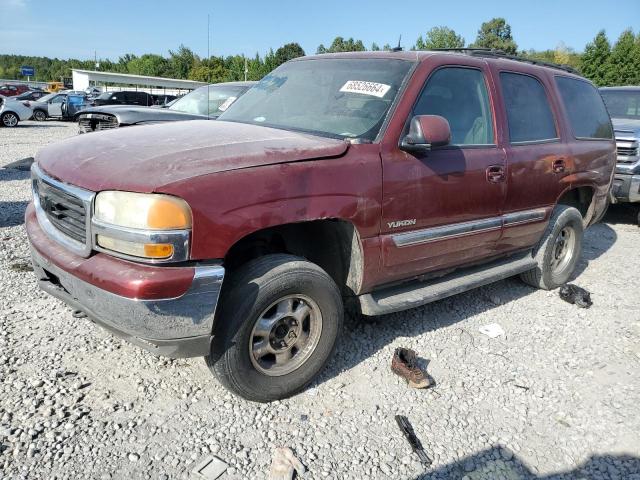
[555, 76, 613, 140]
[500, 72, 558, 143]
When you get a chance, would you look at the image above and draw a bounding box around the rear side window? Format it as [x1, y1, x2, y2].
[500, 72, 557, 143]
[555, 77, 613, 139]
[413, 67, 494, 145]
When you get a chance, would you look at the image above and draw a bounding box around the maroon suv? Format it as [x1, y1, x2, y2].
[26, 51, 615, 402]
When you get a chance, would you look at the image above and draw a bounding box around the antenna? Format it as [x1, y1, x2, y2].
[391, 35, 403, 52]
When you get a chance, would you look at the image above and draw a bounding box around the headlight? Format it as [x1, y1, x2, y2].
[93, 191, 192, 262]
[94, 191, 191, 230]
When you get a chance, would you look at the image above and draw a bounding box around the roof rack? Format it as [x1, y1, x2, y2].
[429, 48, 580, 75]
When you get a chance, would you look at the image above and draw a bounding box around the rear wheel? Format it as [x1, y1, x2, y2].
[33, 109, 47, 122]
[206, 254, 343, 402]
[520, 205, 583, 290]
[1, 112, 19, 127]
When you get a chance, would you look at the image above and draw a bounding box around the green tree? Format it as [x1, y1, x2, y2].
[580, 30, 611, 86]
[316, 37, 366, 54]
[126, 54, 169, 77]
[274, 43, 305, 66]
[168, 45, 199, 79]
[605, 29, 639, 86]
[471, 18, 518, 54]
[371, 42, 381, 51]
[414, 26, 465, 50]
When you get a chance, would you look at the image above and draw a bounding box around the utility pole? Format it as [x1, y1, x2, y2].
[244, 56, 248, 81]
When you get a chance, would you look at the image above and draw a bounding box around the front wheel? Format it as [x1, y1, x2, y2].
[206, 254, 343, 402]
[520, 205, 584, 290]
[1, 112, 19, 127]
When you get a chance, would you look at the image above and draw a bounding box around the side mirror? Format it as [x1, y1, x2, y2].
[400, 115, 451, 153]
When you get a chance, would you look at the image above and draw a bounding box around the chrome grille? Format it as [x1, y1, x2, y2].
[36, 181, 87, 242]
[617, 145, 638, 157]
[78, 113, 118, 134]
[32, 164, 95, 257]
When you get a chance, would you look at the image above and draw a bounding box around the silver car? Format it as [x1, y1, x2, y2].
[31, 92, 67, 121]
[0, 94, 33, 127]
[600, 86, 640, 220]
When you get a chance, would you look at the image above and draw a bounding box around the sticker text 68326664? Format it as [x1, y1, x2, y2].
[340, 80, 391, 98]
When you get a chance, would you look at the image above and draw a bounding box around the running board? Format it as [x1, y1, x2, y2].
[358, 252, 537, 316]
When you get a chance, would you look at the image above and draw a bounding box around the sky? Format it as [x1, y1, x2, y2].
[1, 0, 639, 61]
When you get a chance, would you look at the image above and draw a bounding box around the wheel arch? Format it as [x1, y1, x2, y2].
[223, 218, 365, 296]
[556, 185, 596, 225]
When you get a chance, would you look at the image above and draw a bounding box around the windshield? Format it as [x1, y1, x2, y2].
[37, 93, 58, 103]
[169, 85, 248, 115]
[219, 58, 413, 140]
[601, 90, 640, 120]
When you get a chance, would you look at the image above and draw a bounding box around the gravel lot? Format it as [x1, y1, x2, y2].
[1, 121, 639, 480]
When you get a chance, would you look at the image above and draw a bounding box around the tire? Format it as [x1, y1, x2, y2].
[33, 109, 47, 122]
[1, 112, 19, 127]
[206, 254, 343, 402]
[520, 205, 584, 290]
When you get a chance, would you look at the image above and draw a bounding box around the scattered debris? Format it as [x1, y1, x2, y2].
[391, 347, 433, 389]
[395, 415, 432, 466]
[478, 323, 505, 338]
[192, 455, 229, 480]
[72, 310, 88, 319]
[268, 447, 306, 480]
[9, 261, 33, 273]
[3, 157, 34, 171]
[559, 284, 592, 309]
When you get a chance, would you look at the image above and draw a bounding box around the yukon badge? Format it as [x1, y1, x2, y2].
[388, 219, 417, 229]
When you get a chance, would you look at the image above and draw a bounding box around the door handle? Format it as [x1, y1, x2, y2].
[553, 158, 566, 173]
[486, 165, 505, 183]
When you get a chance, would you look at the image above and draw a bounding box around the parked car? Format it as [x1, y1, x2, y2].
[0, 84, 30, 97]
[91, 91, 154, 107]
[14, 90, 48, 101]
[151, 94, 177, 106]
[77, 82, 254, 133]
[31, 92, 68, 121]
[600, 86, 640, 222]
[29, 92, 89, 121]
[0, 94, 33, 127]
[85, 86, 103, 96]
[26, 51, 615, 402]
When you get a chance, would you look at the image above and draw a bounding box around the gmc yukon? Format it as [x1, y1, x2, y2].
[26, 51, 615, 402]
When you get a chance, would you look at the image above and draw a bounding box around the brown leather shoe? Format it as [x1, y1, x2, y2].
[391, 347, 431, 389]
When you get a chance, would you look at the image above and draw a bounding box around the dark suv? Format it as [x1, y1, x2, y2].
[92, 91, 154, 107]
[27, 51, 615, 402]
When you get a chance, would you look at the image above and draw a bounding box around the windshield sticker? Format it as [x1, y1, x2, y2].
[340, 80, 391, 98]
[217, 96, 237, 112]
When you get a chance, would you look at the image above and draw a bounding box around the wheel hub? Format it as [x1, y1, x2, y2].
[270, 318, 299, 350]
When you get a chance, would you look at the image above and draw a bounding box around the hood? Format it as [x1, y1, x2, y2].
[80, 105, 207, 124]
[611, 117, 640, 137]
[36, 120, 349, 192]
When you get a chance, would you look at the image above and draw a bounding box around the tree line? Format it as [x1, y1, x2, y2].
[1, 18, 638, 87]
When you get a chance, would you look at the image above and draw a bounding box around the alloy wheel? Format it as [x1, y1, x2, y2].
[249, 294, 323, 376]
[550, 226, 576, 274]
[2, 113, 18, 127]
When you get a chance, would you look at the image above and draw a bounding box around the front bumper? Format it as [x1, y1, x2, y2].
[26, 204, 224, 358]
[612, 173, 640, 203]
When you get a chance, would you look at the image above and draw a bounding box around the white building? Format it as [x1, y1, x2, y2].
[71, 69, 206, 96]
